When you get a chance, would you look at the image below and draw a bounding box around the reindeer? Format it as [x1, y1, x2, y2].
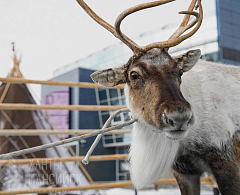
[76, 0, 240, 194]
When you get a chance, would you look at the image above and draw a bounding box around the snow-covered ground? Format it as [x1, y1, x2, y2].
[100, 188, 213, 195]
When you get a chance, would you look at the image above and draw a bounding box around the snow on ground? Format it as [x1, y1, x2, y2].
[100, 188, 213, 195]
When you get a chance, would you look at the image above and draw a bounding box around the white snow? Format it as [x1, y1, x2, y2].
[100, 188, 213, 195]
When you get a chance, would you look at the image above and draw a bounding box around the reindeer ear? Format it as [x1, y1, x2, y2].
[91, 66, 127, 87]
[173, 49, 201, 72]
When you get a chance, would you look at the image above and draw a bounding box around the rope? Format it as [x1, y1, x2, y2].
[82, 108, 131, 164]
[0, 109, 136, 160]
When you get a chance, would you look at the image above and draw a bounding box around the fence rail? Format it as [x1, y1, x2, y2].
[0, 103, 126, 111]
[0, 154, 128, 165]
[0, 77, 124, 89]
[0, 177, 213, 194]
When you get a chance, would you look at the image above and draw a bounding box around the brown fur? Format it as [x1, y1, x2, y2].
[172, 170, 201, 195]
[172, 131, 240, 195]
[234, 132, 240, 160]
[127, 57, 191, 128]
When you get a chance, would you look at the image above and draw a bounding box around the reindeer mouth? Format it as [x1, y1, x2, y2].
[164, 130, 188, 140]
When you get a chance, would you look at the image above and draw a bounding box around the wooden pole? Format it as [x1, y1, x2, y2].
[0, 129, 132, 136]
[0, 154, 128, 165]
[0, 83, 10, 103]
[0, 77, 124, 89]
[0, 177, 213, 194]
[0, 103, 126, 111]
[154, 177, 212, 185]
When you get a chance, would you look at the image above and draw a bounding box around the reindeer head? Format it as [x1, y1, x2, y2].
[77, 0, 203, 140]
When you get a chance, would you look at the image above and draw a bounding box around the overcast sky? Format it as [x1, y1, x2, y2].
[0, 0, 211, 99]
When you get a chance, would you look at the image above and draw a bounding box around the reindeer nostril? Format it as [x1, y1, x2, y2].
[163, 111, 174, 127]
[165, 115, 175, 127]
[164, 111, 194, 129]
[168, 118, 175, 127]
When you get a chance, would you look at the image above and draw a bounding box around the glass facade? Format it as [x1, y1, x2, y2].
[95, 88, 132, 147]
[95, 87, 131, 180]
[217, 0, 240, 65]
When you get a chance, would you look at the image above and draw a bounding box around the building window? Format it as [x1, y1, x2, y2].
[95, 88, 132, 147]
[201, 52, 220, 62]
[99, 90, 107, 100]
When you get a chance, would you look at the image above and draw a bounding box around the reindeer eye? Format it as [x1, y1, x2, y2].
[179, 69, 184, 77]
[130, 71, 139, 80]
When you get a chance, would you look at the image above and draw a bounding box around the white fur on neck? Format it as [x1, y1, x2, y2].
[125, 85, 179, 189]
[129, 122, 179, 189]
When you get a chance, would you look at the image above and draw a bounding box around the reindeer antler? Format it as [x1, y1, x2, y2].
[76, 0, 203, 55]
[115, 0, 175, 54]
[76, 0, 139, 52]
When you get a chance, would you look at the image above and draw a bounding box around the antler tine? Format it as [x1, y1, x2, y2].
[168, 0, 199, 40]
[140, 0, 202, 52]
[179, 0, 198, 28]
[168, 0, 203, 44]
[76, 0, 202, 56]
[164, 10, 199, 43]
[115, 0, 176, 55]
[76, 0, 139, 52]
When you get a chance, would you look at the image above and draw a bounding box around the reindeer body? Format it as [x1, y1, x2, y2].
[181, 60, 240, 147]
[128, 59, 240, 194]
[76, 0, 240, 194]
[174, 60, 240, 195]
[92, 48, 240, 194]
